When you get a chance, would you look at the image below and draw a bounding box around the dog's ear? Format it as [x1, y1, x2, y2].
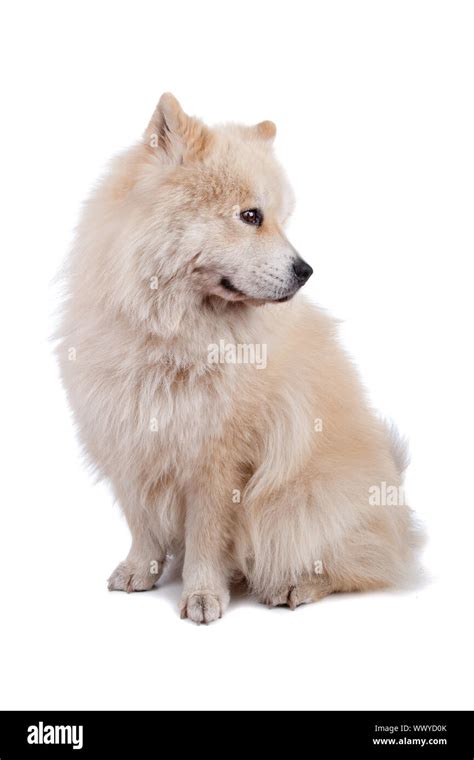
[252, 120, 277, 142]
[144, 93, 210, 162]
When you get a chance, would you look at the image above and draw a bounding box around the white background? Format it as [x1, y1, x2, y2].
[1, 0, 473, 710]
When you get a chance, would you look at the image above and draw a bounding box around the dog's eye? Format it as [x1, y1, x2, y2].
[240, 208, 263, 227]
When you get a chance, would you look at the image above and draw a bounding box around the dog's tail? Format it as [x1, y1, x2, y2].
[385, 419, 410, 479]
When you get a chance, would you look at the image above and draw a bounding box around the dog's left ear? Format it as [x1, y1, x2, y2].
[144, 93, 210, 162]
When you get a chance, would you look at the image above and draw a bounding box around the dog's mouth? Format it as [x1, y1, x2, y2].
[220, 277, 245, 297]
[216, 276, 298, 304]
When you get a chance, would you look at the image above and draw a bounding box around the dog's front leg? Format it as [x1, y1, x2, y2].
[107, 482, 171, 593]
[180, 466, 233, 624]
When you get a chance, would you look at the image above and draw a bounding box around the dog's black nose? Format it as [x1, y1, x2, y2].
[292, 257, 313, 284]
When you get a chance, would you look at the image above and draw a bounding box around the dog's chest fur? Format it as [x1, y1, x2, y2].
[64, 325, 245, 486]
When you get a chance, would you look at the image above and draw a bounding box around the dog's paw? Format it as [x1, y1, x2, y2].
[180, 589, 229, 624]
[107, 559, 163, 593]
[260, 585, 302, 610]
[261, 578, 333, 610]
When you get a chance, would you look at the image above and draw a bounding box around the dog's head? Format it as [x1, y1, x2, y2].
[134, 94, 312, 308]
[88, 95, 314, 336]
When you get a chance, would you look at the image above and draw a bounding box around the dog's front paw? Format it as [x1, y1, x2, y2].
[180, 589, 229, 624]
[107, 558, 163, 593]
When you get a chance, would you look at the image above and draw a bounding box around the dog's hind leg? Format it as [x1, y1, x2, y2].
[261, 574, 334, 610]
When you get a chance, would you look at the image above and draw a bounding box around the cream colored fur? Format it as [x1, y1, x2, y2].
[57, 94, 421, 623]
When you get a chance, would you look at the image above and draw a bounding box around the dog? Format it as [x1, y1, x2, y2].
[57, 93, 421, 623]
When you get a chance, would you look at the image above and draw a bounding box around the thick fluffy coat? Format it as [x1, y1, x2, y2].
[57, 94, 420, 623]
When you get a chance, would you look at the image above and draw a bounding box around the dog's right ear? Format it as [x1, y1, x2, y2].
[144, 93, 210, 163]
[253, 120, 277, 142]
